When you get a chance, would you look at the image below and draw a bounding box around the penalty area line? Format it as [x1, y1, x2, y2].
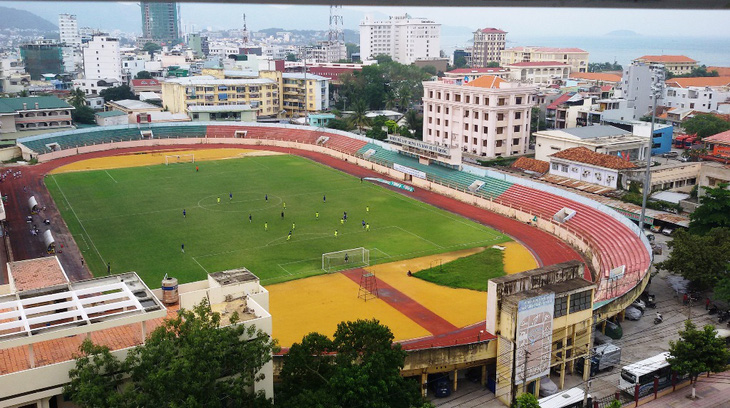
[192, 257, 209, 273]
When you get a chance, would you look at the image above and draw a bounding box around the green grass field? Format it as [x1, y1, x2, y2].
[46, 154, 510, 287]
[413, 248, 506, 291]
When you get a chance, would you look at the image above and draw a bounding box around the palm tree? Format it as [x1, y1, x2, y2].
[68, 88, 86, 108]
[404, 110, 422, 139]
[349, 99, 369, 134]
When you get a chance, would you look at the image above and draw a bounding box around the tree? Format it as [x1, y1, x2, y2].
[64, 299, 277, 408]
[349, 99, 369, 134]
[530, 107, 546, 132]
[512, 393, 540, 408]
[278, 319, 423, 408]
[404, 110, 422, 139]
[606, 400, 622, 408]
[453, 55, 467, 68]
[68, 87, 86, 108]
[366, 127, 388, 140]
[384, 119, 398, 133]
[285, 53, 297, 62]
[72, 105, 96, 125]
[668, 321, 730, 399]
[134, 70, 153, 79]
[682, 114, 730, 140]
[142, 42, 161, 58]
[326, 118, 354, 131]
[99, 85, 136, 102]
[345, 42, 359, 59]
[421, 65, 437, 76]
[487, 61, 501, 68]
[656, 228, 730, 288]
[689, 183, 730, 234]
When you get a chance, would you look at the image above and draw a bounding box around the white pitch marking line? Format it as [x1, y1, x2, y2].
[393, 225, 444, 249]
[52, 176, 106, 265]
[104, 170, 118, 183]
[192, 257, 209, 273]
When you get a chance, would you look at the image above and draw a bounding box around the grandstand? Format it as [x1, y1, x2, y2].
[16, 121, 651, 313]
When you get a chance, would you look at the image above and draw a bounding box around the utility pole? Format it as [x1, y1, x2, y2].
[522, 349, 530, 394]
[639, 64, 665, 231]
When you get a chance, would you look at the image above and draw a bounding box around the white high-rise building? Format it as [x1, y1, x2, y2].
[59, 14, 81, 47]
[83, 35, 122, 81]
[622, 62, 664, 120]
[359, 14, 440, 65]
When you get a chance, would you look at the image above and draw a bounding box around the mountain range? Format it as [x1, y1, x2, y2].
[0, 6, 57, 32]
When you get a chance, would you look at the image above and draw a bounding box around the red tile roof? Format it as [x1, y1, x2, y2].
[550, 147, 639, 170]
[600, 85, 614, 92]
[446, 67, 505, 74]
[479, 27, 507, 34]
[703, 130, 730, 145]
[507, 47, 587, 53]
[665, 76, 730, 88]
[547, 92, 576, 110]
[635, 55, 697, 63]
[708, 66, 730, 76]
[569, 72, 622, 83]
[465, 75, 506, 89]
[130, 79, 161, 87]
[511, 157, 549, 174]
[507, 61, 569, 67]
[8, 257, 68, 292]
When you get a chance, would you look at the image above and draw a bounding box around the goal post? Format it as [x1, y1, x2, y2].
[322, 247, 370, 272]
[165, 154, 195, 165]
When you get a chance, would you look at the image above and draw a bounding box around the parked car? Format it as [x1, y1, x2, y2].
[539, 376, 559, 397]
[625, 306, 643, 320]
[577, 344, 622, 377]
[662, 151, 679, 158]
[662, 228, 674, 236]
[428, 374, 452, 398]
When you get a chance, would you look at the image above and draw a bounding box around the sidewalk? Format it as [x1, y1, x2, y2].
[640, 374, 730, 408]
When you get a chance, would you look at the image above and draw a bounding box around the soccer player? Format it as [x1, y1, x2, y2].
[183, 209, 186, 218]
[249, 214, 252, 223]
[323, 194, 326, 203]
[265, 194, 268, 201]
[281, 211, 285, 219]
[217, 197, 221, 204]
[181, 243, 185, 253]
[334, 230, 338, 238]
[345, 253, 349, 263]
[196, 166, 199, 172]
[362, 220, 366, 228]
[265, 222, 268, 231]
[292, 222, 296, 230]
[283, 202, 286, 209]
[315, 211, 319, 220]
[340, 218, 344, 225]
[287, 231, 292, 241]
[229, 192, 233, 201]
[366, 205, 369, 213]
[366, 223, 370, 232]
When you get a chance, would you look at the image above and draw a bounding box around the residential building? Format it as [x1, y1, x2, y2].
[0, 96, 74, 135]
[0, 261, 273, 407]
[270, 72, 330, 117]
[548, 147, 638, 189]
[0, 58, 29, 94]
[121, 58, 149, 83]
[161, 75, 280, 117]
[83, 35, 122, 81]
[453, 48, 472, 67]
[303, 41, 347, 63]
[359, 14, 441, 64]
[59, 14, 81, 73]
[422, 75, 536, 157]
[140, 1, 181, 46]
[703, 129, 730, 160]
[698, 161, 730, 198]
[663, 77, 730, 113]
[600, 119, 673, 155]
[188, 33, 209, 57]
[546, 93, 592, 129]
[632, 55, 698, 76]
[106, 99, 163, 115]
[308, 113, 336, 127]
[443, 67, 511, 83]
[72, 78, 121, 96]
[130, 78, 162, 95]
[622, 62, 665, 120]
[533, 125, 649, 162]
[19, 41, 64, 80]
[188, 105, 256, 122]
[472, 28, 507, 67]
[501, 46, 589, 73]
[504, 61, 571, 85]
[95, 109, 128, 126]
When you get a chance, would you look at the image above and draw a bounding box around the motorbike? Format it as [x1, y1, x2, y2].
[709, 305, 719, 315]
[645, 294, 657, 309]
[720, 310, 730, 324]
[654, 313, 663, 325]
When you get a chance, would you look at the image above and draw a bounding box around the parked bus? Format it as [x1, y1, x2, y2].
[537, 387, 587, 408]
[619, 352, 673, 397]
[674, 135, 699, 149]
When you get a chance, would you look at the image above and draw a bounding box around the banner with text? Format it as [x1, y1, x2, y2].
[393, 163, 427, 180]
[514, 293, 555, 385]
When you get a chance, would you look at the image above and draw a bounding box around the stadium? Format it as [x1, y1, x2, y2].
[4, 122, 652, 404]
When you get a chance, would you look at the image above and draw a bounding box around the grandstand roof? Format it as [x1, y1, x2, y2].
[188, 104, 253, 112]
[8, 257, 69, 292]
[465, 75, 505, 88]
[550, 147, 639, 170]
[707, 66, 730, 76]
[282, 73, 330, 81]
[446, 67, 506, 75]
[0, 96, 72, 113]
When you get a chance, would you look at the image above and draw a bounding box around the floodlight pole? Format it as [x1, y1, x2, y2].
[639, 64, 665, 231]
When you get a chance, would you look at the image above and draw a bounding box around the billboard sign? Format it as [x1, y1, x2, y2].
[515, 293, 555, 385]
[394, 163, 427, 180]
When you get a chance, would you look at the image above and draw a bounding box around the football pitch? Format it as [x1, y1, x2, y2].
[46, 154, 510, 287]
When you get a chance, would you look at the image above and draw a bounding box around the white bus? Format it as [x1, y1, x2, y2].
[537, 387, 587, 408]
[619, 352, 673, 397]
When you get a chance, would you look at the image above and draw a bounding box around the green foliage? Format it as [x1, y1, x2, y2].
[374, 54, 393, 64]
[453, 56, 467, 68]
[349, 99, 369, 132]
[639, 115, 653, 122]
[72, 105, 96, 125]
[99, 85, 136, 102]
[714, 278, 730, 304]
[656, 228, 730, 288]
[666, 65, 720, 79]
[366, 127, 388, 140]
[620, 191, 680, 213]
[682, 114, 730, 140]
[421, 65, 437, 75]
[477, 156, 520, 168]
[404, 110, 422, 140]
[398, 125, 413, 137]
[326, 118, 354, 131]
[142, 42, 161, 58]
[18, 89, 29, 97]
[530, 107, 546, 132]
[278, 319, 424, 408]
[668, 321, 730, 387]
[606, 400, 622, 408]
[512, 393, 540, 408]
[65, 299, 277, 408]
[285, 53, 297, 62]
[689, 183, 730, 234]
[134, 70, 153, 79]
[47, 156, 507, 286]
[413, 248, 506, 291]
[345, 42, 359, 59]
[487, 61, 501, 68]
[588, 61, 623, 72]
[68, 87, 86, 108]
[371, 115, 388, 128]
[690, 184, 698, 199]
[384, 119, 398, 133]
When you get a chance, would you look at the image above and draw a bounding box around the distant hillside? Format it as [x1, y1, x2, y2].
[0, 6, 57, 31]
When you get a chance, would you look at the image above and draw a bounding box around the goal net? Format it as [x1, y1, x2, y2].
[322, 247, 370, 272]
[165, 154, 195, 165]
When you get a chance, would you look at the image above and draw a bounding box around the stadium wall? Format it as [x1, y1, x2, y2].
[19, 125, 650, 317]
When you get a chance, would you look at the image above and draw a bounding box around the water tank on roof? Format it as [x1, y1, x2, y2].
[161, 275, 179, 305]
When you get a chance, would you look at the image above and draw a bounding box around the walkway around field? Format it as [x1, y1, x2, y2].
[640, 374, 730, 408]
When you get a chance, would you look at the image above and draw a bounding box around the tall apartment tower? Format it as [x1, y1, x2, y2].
[472, 28, 506, 67]
[359, 14, 440, 65]
[59, 14, 81, 48]
[140, 2, 180, 45]
[83, 35, 122, 81]
[622, 62, 665, 120]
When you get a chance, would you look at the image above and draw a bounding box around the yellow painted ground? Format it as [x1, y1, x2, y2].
[501, 241, 539, 274]
[49, 148, 282, 174]
[268, 272, 430, 348]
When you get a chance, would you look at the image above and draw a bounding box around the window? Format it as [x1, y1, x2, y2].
[428, 117, 432, 124]
[484, 98, 490, 105]
[496, 127, 504, 134]
[464, 123, 469, 130]
[516, 96, 523, 104]
[428, 91, 433, 98]
[445, 107, 450, 114]
[561, 165, 569, 172]
[464, 110, 470, 117]
[464, 136, 468, 143]
[513, 138, 520, 145]
[474, 111, 479, 119]
[498, 98, 506, 106]
[446, 93, 450, 101]
[569, 290, 591, 313]
[444, 132, 449, 139]
[475, 97, 480, 104]
[552, 163, 559, 170]
[496, 140, 503, 147]
[474, 125, 479, 132]
[429, 105, 433, 112]
[514, 125, 521, 132]
[515, 112, 522, 120]
[436, 118, 440, 125]
[437, 105, 441, 113]
[483, 126, 489, 134]
[473, 137, 477, 144]
[497, 113, 505, 121]
[483, 140, 488, 147]
[445, 120, 449, 126]
[465, 95, 470, 103]
[455, 94, 461, 102]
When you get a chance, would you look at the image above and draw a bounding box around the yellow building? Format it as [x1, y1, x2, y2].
[260, 71, 330, 118]
[502, 46, 589, 73]
[632, 55, 698, 76]
[161, 75, 280, 118]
